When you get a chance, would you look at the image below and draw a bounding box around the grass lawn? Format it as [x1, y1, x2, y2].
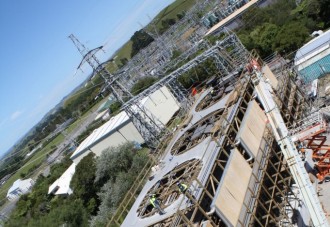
[66, 95, 110, 134]
[152, 0, 196, 30]
[107, 0, 196, 69]
[106, 40, 133, 73]
[115, 40, 133, 63]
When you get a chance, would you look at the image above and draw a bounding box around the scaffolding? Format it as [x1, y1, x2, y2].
[253, 58, 328, 226]
[105, 28, 328, 225]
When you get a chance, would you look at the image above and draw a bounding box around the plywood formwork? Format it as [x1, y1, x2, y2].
[117, 70, 251, 226]
[214, 149, 252, 226]
[236, 100, 267, 157]
[169, 68, 310, 226]
[261, 64, 278, 89]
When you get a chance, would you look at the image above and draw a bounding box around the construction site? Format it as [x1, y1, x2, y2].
[93, 29, 330, 226]
[65, 1, 330, 226]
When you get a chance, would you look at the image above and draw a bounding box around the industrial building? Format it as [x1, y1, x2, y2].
[7, 178, 34, 201]
[70, 85, 180, 164]
[295, 29, 330, 83]
[48, 163, 76, 196]
[119, 57, 329, 226]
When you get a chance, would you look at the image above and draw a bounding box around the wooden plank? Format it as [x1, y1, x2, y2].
[215, 149, 252, 226]
[238, 100, 267, 157]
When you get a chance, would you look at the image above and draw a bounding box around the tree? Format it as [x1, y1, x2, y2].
[160, 18, 177, 33]
[70, 153, 100, 214]
[178, 58, 218, 89]
[26, 200, 89, 227]
[130, 77, 158, 95]
[130, 30, 154, 57]
[109, 101, 122, 114]
[6, 155, 77, 226]
[95, 142, 136, 184]
[119, 58, 128, 68]
[177, 12, 185, 20]
[273, 21, 309, 56]
[247, 23, 279, 58]
[319, 0, 330, 28]
[91, 144, 149, 226]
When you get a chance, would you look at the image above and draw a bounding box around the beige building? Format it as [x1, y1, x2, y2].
[70, 86, 180, 164]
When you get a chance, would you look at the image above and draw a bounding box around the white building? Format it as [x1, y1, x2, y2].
[7, 178, 34, 201]
[295, 29, 330, 82]
[48, 163, 76, 196]
[70, 86, 180, 164]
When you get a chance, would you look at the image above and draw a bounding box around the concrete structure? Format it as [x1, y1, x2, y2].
[140, 86, 180, 125]
[48, 163, 76, 195]
[205, 0, 259, 35]
[70, 86, 180, 164]
[295, 29, 330, 83]
[7, 178, 34, 201]
[118, 61, 324, 226]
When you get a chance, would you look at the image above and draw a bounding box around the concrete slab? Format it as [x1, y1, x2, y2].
[122, 87, 239, 227]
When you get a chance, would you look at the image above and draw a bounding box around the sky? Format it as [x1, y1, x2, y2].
[0, 0, 175, 155]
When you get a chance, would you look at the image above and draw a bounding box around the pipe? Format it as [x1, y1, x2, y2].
[246, 155, 253, 162]
[206, 206, 216, 216]
[234, 139, 253, 162]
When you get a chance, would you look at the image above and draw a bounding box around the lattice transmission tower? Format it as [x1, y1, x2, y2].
[69, 34, 166, 148]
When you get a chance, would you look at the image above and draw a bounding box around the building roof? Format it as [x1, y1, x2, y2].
[48, 163, 76, 195]
[7, 178, 33, 196]
[70, 94, 151, 161]
[70, 111, 130, 160]
[295, 29, 330, 64]
[205, 0, 259, 36]
[212, 149, 252, 226]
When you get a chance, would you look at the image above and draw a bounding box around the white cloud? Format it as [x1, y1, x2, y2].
[10, 110, 23, 121]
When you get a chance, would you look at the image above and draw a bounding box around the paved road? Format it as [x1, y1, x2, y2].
[0, 198, 18, 223]
[47, 110, 99, 163]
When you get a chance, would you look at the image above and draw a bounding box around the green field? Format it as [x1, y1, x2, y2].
[107, 0, 196, 69]
[0, 133, 65, 202]
[106, 40, 133, 73]
[152, 0, 196, 30]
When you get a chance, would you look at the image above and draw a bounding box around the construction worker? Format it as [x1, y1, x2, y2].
[177, 182, 188, 193]
[149, 194, 165, 215]
[177, 182, 195, 204]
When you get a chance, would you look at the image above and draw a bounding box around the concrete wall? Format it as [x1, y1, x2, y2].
[143, 86, 180, 125]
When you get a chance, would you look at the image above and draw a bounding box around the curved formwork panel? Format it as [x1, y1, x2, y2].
[171, 109, 224, 156]
[136, 159, 202, 218]
[195, 79, 235, 112]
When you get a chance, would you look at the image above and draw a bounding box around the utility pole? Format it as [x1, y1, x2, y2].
[69, 34, 132, 103]
[69, 34, 165, 148]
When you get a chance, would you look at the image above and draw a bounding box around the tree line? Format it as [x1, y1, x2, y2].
[238, 0, 330, 58]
